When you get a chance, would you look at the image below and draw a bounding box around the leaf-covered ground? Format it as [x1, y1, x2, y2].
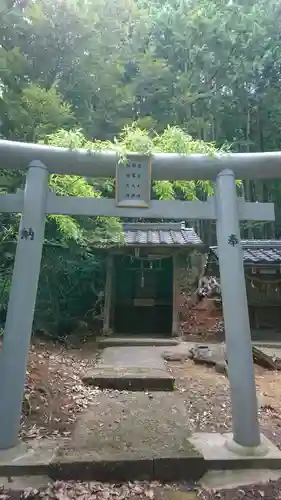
[20, 339, 100, 440]
[3, 476, 281, 499]
[169, 360, 281, 446]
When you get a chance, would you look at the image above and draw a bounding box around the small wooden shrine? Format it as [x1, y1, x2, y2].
[206, 240, 281, 331]
[102, 222, 204, 337]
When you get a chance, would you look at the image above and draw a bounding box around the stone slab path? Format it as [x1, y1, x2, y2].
[82, 346, 175, 391]
[54, 391, 205, 482]
[100, 346, 168, 368]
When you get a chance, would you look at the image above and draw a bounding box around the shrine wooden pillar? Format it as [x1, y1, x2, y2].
[172, 252, 180, 337]
[103, 254, 114, 335]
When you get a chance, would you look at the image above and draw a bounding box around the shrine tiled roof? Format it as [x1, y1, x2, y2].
[210, 240, 281, 265]
[122, 222, 203, 246]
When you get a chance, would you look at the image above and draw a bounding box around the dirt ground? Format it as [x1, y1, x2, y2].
[181, 298, 224, 341]
[168, 360, 281, 448]
[20, 338, 100, 440]
[8, 338, 281, 499]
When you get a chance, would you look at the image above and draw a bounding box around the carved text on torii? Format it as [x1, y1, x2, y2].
[20, 227, 35, 241]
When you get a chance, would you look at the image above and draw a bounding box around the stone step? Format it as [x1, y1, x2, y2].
[82, 366, 175, 391]
[1, 410, 281, 482]
[83, 345, 175, 391]
[51, 392, 206, 482]
[97, 336, 180, 347]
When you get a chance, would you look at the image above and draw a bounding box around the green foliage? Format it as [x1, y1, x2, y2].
[1, 0, 281, 153]
[44, 129, 123, 245]
[36, 245, 103, 335]
[152, 126, 218, 199]
[76, 124, 218, 200]
[48, 125, 218, 208]
[19, 86, 74, 142]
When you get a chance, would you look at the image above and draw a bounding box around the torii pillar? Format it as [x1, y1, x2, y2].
[215, 169, 262, 451]
[0, 162, 48, 449]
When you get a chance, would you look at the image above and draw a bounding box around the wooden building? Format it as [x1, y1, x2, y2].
[206, 240, 281, 331]
[102, 222, 204, 337]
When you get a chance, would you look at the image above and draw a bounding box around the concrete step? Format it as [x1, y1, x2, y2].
[97, 336, 180, 347]
[51, 392, 206, 482]
[3, 398, 281, 483]
[82, 366, 175, 391]
[83, 346, 175, 391]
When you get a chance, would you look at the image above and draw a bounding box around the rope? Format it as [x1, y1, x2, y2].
[245, 274, 281, 286]
[127, 254, 173, 261]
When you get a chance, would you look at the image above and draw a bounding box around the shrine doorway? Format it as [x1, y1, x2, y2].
[114, 254, 173, 335]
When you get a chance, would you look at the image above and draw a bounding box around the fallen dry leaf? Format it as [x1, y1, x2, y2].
[145, 489, 154, 499]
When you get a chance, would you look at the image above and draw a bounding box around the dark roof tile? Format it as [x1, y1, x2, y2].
[210, 240, 281, 264]
[122, 222, 202, 246]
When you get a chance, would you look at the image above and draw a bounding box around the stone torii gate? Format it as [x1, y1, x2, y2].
[0, 140, 278, 452]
